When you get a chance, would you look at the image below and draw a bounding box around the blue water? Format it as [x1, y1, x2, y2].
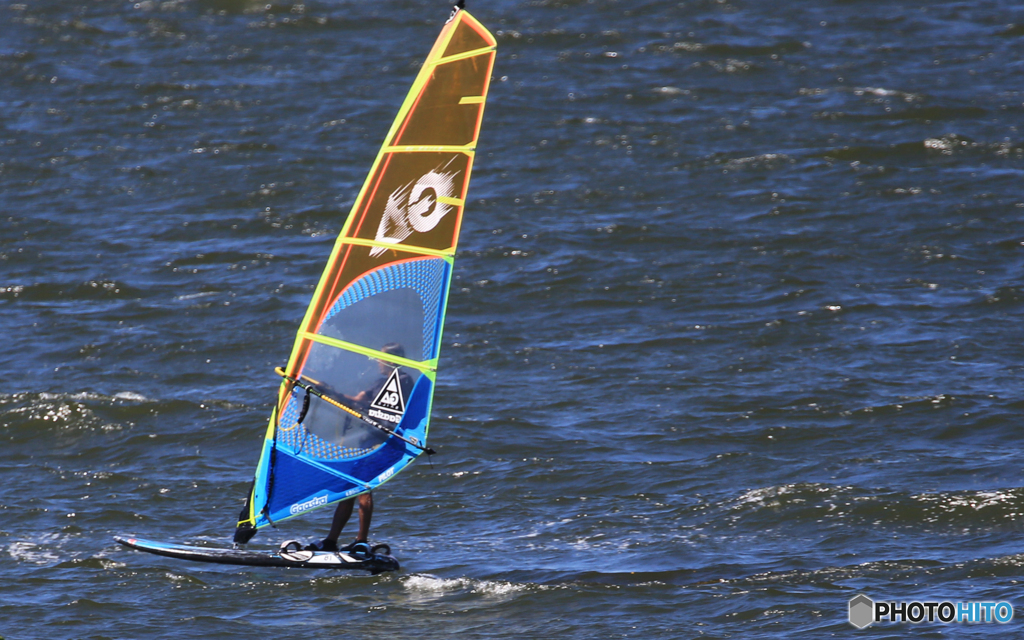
[2, 0, 1024, 637]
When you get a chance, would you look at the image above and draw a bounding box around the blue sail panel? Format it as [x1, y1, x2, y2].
[247, 332, 437, 531]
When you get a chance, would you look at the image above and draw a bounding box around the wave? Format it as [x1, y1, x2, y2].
[0, 280, 141, 302]
[729, 483, 1024, 530]
[403, 574, 533, 598]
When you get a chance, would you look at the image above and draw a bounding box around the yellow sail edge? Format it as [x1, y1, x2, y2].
[238, 404, 280, 528]
[334, 22, 467, 241]
[337, 12, 489, 242]
[283, 9, 490, 377]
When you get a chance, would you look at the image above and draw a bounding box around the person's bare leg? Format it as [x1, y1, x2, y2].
[355, 492, 373, 542]
[326, 498, 354, 542]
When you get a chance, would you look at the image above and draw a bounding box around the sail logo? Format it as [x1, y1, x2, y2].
[369, 162, 459, 257]
[289, 494, 328, 515]
[369, 368, 406, 424]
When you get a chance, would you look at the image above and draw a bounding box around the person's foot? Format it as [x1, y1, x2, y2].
[304, 538, 339, 552]
[340, 539, 371, 557]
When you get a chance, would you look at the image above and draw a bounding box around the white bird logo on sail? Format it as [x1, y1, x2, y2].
[369, 164, 459, 257]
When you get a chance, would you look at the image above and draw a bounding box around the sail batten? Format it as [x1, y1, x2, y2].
[433, 46, 497, 66]
[234, 7, 495, 543]
[298, 332, 439, 373]
[383, 145, 476, 153]
[335, 237, 456, 258]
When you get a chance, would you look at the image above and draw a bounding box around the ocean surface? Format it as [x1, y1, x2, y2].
[2, 0, 1023, 637]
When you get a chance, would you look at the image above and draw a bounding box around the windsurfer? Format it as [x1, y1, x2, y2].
[306, 342, 413, 555]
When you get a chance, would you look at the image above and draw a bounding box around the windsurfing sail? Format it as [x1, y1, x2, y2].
[234, 4, 496, 544]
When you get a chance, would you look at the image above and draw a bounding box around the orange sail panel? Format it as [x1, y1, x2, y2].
[292, 8, 496, 382]
[235, 8, 495, 542]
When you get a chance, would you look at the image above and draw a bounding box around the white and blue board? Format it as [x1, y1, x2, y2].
[114, 536, 400, 574]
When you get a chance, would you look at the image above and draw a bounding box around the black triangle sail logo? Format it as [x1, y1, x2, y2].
[370, 368, 406, 416]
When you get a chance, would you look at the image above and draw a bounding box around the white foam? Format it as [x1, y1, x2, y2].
[402, 574, 530, 597]
[855, 86, 899, 96]
[8, 539, 61, 565]
[114, 391, 149, 402]
[68, 392, 104, 401]
[653, 86, 689, 96]
[918, 490, 1018, 511]
[175, 291, 218, 301]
